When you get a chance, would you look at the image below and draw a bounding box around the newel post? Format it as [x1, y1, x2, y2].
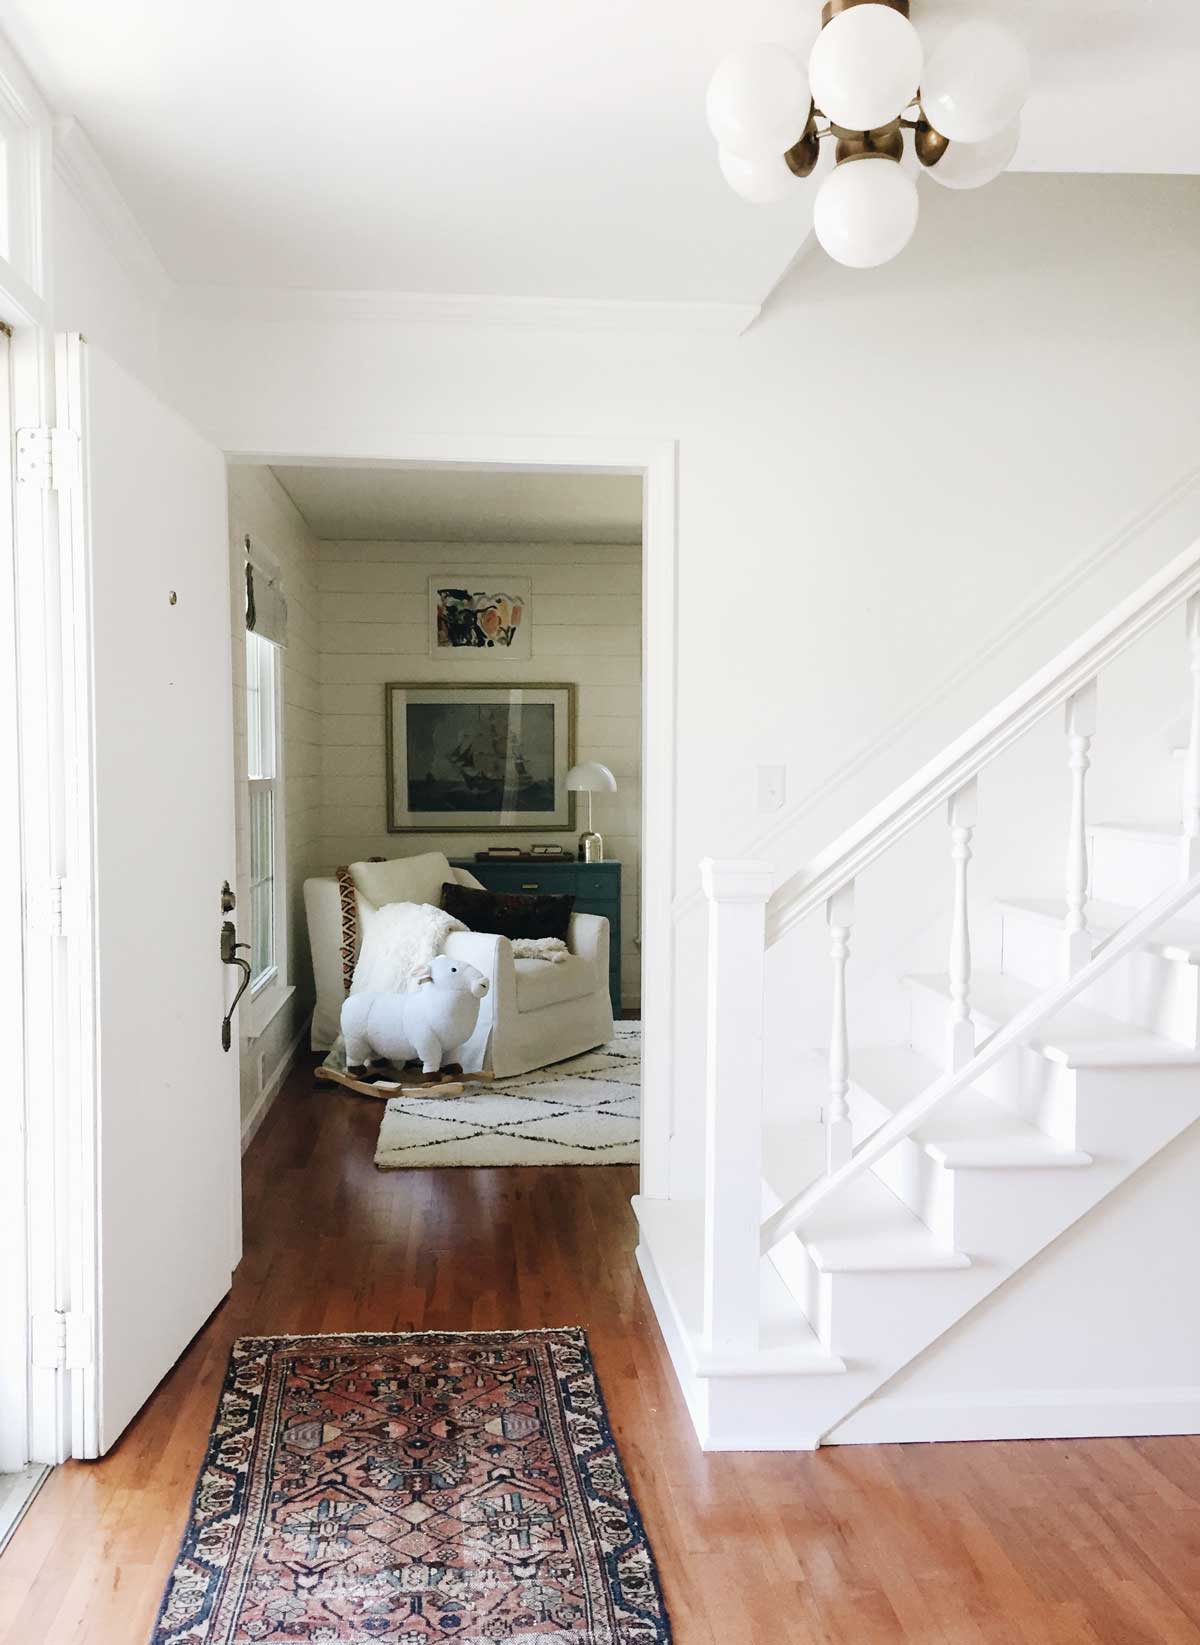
[700, 858, 772, 1357]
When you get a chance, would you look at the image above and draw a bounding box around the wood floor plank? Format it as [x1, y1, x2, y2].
[3, 1055, 1200, 1643]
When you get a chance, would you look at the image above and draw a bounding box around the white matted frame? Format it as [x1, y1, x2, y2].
[230, 436, 678, 1198]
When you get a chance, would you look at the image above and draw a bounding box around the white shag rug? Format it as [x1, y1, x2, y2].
[373, 1022, 640, 1169]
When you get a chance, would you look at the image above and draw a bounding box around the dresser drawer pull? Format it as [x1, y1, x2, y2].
[521, 882, 540, 890]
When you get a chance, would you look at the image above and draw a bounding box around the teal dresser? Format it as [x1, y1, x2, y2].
[449, 857, 622, 1016]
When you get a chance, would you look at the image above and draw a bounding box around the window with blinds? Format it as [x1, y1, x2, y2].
[245, 630, 280, 992]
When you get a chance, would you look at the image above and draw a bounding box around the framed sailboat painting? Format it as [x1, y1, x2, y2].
[385, 683, 576, 832]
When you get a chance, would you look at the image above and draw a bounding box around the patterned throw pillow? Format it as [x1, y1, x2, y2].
[440, 881, 575, 942]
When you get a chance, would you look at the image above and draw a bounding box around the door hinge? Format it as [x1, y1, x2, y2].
[28, 876, 81, 937]
[15, 426, 80, 491]
[31, 1310, 92, 1371]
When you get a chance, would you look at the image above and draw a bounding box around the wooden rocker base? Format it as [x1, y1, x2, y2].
[315, 1064, 494, 1101]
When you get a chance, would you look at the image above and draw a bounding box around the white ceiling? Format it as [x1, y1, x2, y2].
[269, 464, 644, 544]
[5, 0, 1197, 306]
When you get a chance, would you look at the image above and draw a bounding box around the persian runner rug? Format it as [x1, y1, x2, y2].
[151, 1329, 670, 1645]
[374, 1024, 640, 1170]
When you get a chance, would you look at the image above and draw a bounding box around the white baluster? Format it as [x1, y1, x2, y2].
[700, 858, 772, 1356]
[825, 880, 855, 1174]
[1183, 594, 1200, 875]
[1063, 680, 1097, 975]
[947, 778, 978, 1071]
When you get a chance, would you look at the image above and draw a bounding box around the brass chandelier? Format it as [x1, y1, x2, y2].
[706, 0, 1030, 269]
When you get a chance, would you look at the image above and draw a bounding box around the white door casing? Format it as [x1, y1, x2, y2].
[58, 336, 240, 1457]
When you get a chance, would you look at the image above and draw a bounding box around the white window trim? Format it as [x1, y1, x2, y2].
[243, 626, 289, 1044]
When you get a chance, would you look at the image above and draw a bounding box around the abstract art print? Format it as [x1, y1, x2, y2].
[387, 683, 575, 831]
[430, 575, 532, 659]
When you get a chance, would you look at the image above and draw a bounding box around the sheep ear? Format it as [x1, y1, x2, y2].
[414, 965, 433, 986]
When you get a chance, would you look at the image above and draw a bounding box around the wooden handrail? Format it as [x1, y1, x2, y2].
[759, 869, 1200, 1255]
[765, 539, 1200, 948]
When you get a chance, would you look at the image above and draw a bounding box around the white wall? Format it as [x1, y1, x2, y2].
[161, 172, 1200, 1195]
[227, 466, 321, 1133]
[314, 537, 642, 1007]
[51, 170, 166, 393]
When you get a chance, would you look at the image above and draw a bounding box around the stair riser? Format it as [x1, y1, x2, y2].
[1000, 912, 1200, 1046]
[818, 1267, 979, 1362]
[848, 1082, 956, 1246]
[907, 984, 1081, 1146]
[1066, 1064, 1200, 1159]
[1091, 830, 1186, 907]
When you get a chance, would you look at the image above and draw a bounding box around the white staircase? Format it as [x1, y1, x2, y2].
[636, 546, 1200, 1451]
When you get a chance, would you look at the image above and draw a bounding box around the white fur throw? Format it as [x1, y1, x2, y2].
[511, 936, 569, 963]
[350, 901, 466, 996]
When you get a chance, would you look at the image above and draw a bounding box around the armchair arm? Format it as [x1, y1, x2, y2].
[443, 928, 517, 1015]
[567, 912, 609, 985]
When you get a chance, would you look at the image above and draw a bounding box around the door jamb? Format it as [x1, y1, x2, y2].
[228, 437, 678, 1198]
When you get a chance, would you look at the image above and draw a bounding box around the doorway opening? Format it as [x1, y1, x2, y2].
[227, 459, 651, 1172]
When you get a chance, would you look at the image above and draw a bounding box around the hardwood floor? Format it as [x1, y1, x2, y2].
[3, 1056, 1200, 1643]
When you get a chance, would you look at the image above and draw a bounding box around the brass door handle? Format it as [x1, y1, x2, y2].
[220, 919, 252, 1052]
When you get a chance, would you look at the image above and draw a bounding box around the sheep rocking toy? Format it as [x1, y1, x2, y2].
[340, 954, 490, 1094]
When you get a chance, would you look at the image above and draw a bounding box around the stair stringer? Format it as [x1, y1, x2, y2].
[827, 1112, 1200, 1443]
[757, 1066, 1200, 1448]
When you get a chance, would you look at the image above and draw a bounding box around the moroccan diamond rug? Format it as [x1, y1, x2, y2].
[152, 1330, 671, 1645]
[374, 1023, 640, 1170]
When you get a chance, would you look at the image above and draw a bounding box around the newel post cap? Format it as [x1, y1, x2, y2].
[700, 858, 773, 903]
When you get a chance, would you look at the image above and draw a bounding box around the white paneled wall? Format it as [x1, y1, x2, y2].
[315, 540, 643, 1007]
[228, 468, 322, 1127]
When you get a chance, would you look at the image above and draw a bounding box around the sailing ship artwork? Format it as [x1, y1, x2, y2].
[387, 684, 575, 831]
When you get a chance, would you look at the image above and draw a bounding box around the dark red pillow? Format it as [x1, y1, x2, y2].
[441, 881, 574, 942]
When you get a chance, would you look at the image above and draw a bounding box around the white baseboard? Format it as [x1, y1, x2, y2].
[241, 1017, 310, 1153]
[828, 1387, 1200, 1445]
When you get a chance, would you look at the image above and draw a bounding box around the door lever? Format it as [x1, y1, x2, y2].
[220, 919, 252, 1052]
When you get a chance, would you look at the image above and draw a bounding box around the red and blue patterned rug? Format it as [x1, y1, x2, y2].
[151, 1330, 671, 1643]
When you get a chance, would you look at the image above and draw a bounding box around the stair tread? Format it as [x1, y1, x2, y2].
[906, 970, 1200, 1067]
[761, 1118, 970, 1273]
[633, 1195, 845, 1376]
[997, 896, 1200, 964]
[1091, 821, 1183, 843]
[850, 1046, 1091, 1168]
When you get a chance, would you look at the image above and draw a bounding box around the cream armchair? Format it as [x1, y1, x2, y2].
[304, 870, 614, 1079]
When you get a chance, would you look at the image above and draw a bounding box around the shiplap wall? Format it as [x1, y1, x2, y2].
[315, 540, 643, 1007]
[228, 467, 321, 1127]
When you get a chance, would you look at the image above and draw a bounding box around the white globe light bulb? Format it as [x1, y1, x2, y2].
[809, 5, 923, 133]
[922, 22, 1030, 144]
[925, 120, 1020, 190]
[718, 146, 800, 206]
[813, 157, 919, 269]
[706, 44, 811, 159]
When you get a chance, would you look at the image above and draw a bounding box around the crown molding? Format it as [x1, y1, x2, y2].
[172, 283, 761, 336]
[53, 117, 172, 301]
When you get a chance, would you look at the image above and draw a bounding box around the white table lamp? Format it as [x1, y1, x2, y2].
[566, 761, 617, 863]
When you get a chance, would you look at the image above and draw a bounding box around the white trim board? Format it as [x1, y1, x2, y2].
[241, 1017, 309, 1154]
[828, 1388, 1200, 1445]
[176, 285, 761, 337]
[228, 435, 677, 1200]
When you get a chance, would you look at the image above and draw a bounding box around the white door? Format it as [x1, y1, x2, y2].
[58, 336, 240, 1457]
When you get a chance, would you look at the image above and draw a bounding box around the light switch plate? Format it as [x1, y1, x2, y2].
[757, 764, 785, 813]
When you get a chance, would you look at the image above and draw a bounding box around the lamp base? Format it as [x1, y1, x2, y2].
[577, 831, 604, 864]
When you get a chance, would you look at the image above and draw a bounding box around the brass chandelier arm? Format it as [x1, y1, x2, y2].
[822, 0, 909, 22]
